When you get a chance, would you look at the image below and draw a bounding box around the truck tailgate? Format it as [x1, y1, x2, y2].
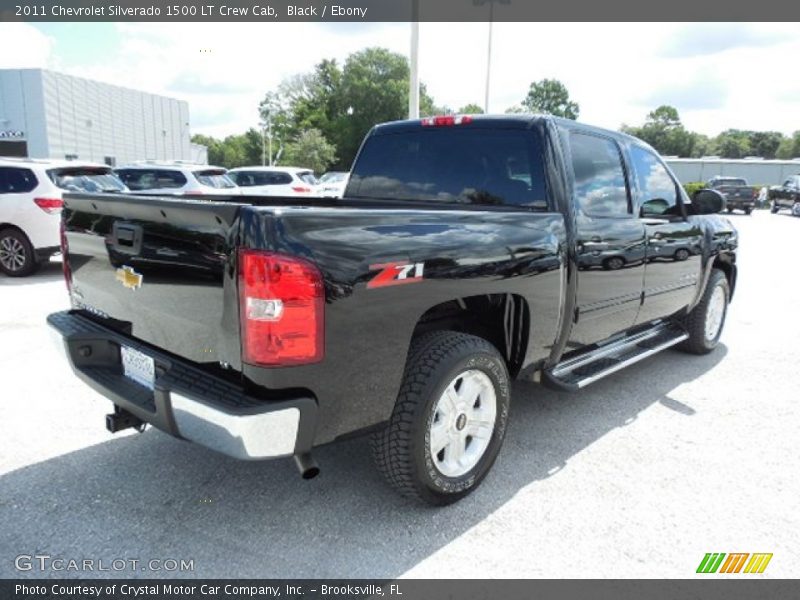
[62, 193, 243, 367]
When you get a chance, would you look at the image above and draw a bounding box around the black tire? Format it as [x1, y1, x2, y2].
[674, 248, 690, 261]
[604, 256, 625, 271]
[770, 202, 779, 214]
[0, 228, 39, 277]
[726, 206, 733, 213]
[371, 331, 511, 505]
[744, 207, 752, 215]
[677, 269, 729, 355]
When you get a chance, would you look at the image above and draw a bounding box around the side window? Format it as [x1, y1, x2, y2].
[155, 170, 187, 188]
[569, 132, 630, 217]
[273, 172, 293, 185]
[0, 167, 38, 194]
[116, 170, 153, 190]
[629, 145, 681, 218]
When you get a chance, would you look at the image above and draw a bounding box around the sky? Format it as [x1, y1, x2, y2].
[1, 22, 798, 139]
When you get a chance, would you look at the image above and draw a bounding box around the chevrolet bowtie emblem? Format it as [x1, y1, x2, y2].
[115, 266, 143, 290]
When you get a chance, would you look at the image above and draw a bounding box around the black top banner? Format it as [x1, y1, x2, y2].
[1, 0, 800, 22]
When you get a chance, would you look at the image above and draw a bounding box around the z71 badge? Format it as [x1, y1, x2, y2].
[367, 261, 425, 289]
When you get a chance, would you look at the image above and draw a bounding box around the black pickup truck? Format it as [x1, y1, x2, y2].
[48, 115, 738, 505]
[707, 176, 756, 214]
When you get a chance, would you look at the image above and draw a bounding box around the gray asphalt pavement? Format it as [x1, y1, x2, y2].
[1, 210, 798, 578]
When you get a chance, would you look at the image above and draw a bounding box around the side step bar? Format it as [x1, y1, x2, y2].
[543, 322, 689, 391]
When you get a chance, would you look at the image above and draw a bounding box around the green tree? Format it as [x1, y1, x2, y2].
[521, 78, 580, 120]
[712, 129, 751, 158]
[334, 47, 414, 168]
[281, 128, 337, 174]
[776, 131, 800, 159]
[746, 131, 783, 159]
[458, 103, 485, 114]
[622, 106, 696, 157]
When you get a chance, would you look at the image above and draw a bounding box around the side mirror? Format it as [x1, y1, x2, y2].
[691, 189, 725, 215]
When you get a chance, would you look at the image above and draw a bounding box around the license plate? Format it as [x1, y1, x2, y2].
[121, 345, 155, 390]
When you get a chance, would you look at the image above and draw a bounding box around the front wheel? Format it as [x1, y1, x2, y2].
[604, 256, 625, 270]
[371, 331, 510, 505]
[744, 207, 752, 215]
[674, 248, 690, 261]
[771, 202, 779, 214]
[677, 269, 729, 355]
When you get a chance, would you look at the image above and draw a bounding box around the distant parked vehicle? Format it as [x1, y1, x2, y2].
[226, 166, 318, 197]
[769, 175, 800, 215]
[707, 176, 756, 214]
[0, 158, 127, 276]
[114, 163, 240, 196]
[317, 171, 350, 198]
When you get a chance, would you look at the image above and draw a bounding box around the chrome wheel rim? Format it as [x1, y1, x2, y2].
[429, 369, 497, 478]
[705, 285, 726, 341]
[0, 236, 26, 272]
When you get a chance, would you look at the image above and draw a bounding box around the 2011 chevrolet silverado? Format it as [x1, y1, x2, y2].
[48, 115, 738, 505]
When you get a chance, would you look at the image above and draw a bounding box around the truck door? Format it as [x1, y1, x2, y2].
[628, 144, 703, 325]
[566, 131, 647, 347]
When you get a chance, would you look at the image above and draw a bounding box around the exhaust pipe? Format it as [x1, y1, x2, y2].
[293, 452, 320, 479]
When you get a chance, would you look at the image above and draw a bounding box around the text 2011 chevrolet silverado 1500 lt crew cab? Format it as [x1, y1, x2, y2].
[48, 115, 738, 505]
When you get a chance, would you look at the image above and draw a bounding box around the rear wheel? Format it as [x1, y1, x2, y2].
[744, 207, 752, 215]
[771, 202, 779, 214]
[677, 269, 729, 355]
[371, 331, 510, 505]
[0, 229, 39, 277]
[726, 206, 733, 213]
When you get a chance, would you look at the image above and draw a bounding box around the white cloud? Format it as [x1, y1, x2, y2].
[0, 23, 54, 68]
[5, 22, 799, 139]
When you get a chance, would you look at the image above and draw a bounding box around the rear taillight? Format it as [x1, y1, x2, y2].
[238, 249, 324, 366]
[59, 219, 72, 293]
[34, 197, 64, 214]
[421, 115, 473, 127]
[291, 186, 312, 193]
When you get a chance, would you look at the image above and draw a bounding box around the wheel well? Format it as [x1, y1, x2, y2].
[712, 255, 736, 299]
[0, 223, 31, 241]
[412, 294, 529, 378]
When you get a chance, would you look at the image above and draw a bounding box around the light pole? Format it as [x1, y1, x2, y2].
[474, 0, 510, 114]
[408, 0, 420, 119]
[260, 119, 273, 167]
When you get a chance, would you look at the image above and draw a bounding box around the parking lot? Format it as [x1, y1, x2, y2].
[0, 210, 798, 579]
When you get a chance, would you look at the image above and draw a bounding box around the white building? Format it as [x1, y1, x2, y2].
[0, 68, 197, 165]
[666, 157, 800, 186]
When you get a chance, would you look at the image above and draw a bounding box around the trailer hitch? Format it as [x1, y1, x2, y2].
[106, 406, 146, 434]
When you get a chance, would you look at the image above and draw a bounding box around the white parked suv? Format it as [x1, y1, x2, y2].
[226, 166, 318, 196]
[0, 158, 127, 277]
[114, 162, 240, 196]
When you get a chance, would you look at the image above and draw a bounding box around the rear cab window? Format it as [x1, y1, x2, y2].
[48, 167, 126, 193]
[0, 167, 38, 194]
[347, 126, 548, 209]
